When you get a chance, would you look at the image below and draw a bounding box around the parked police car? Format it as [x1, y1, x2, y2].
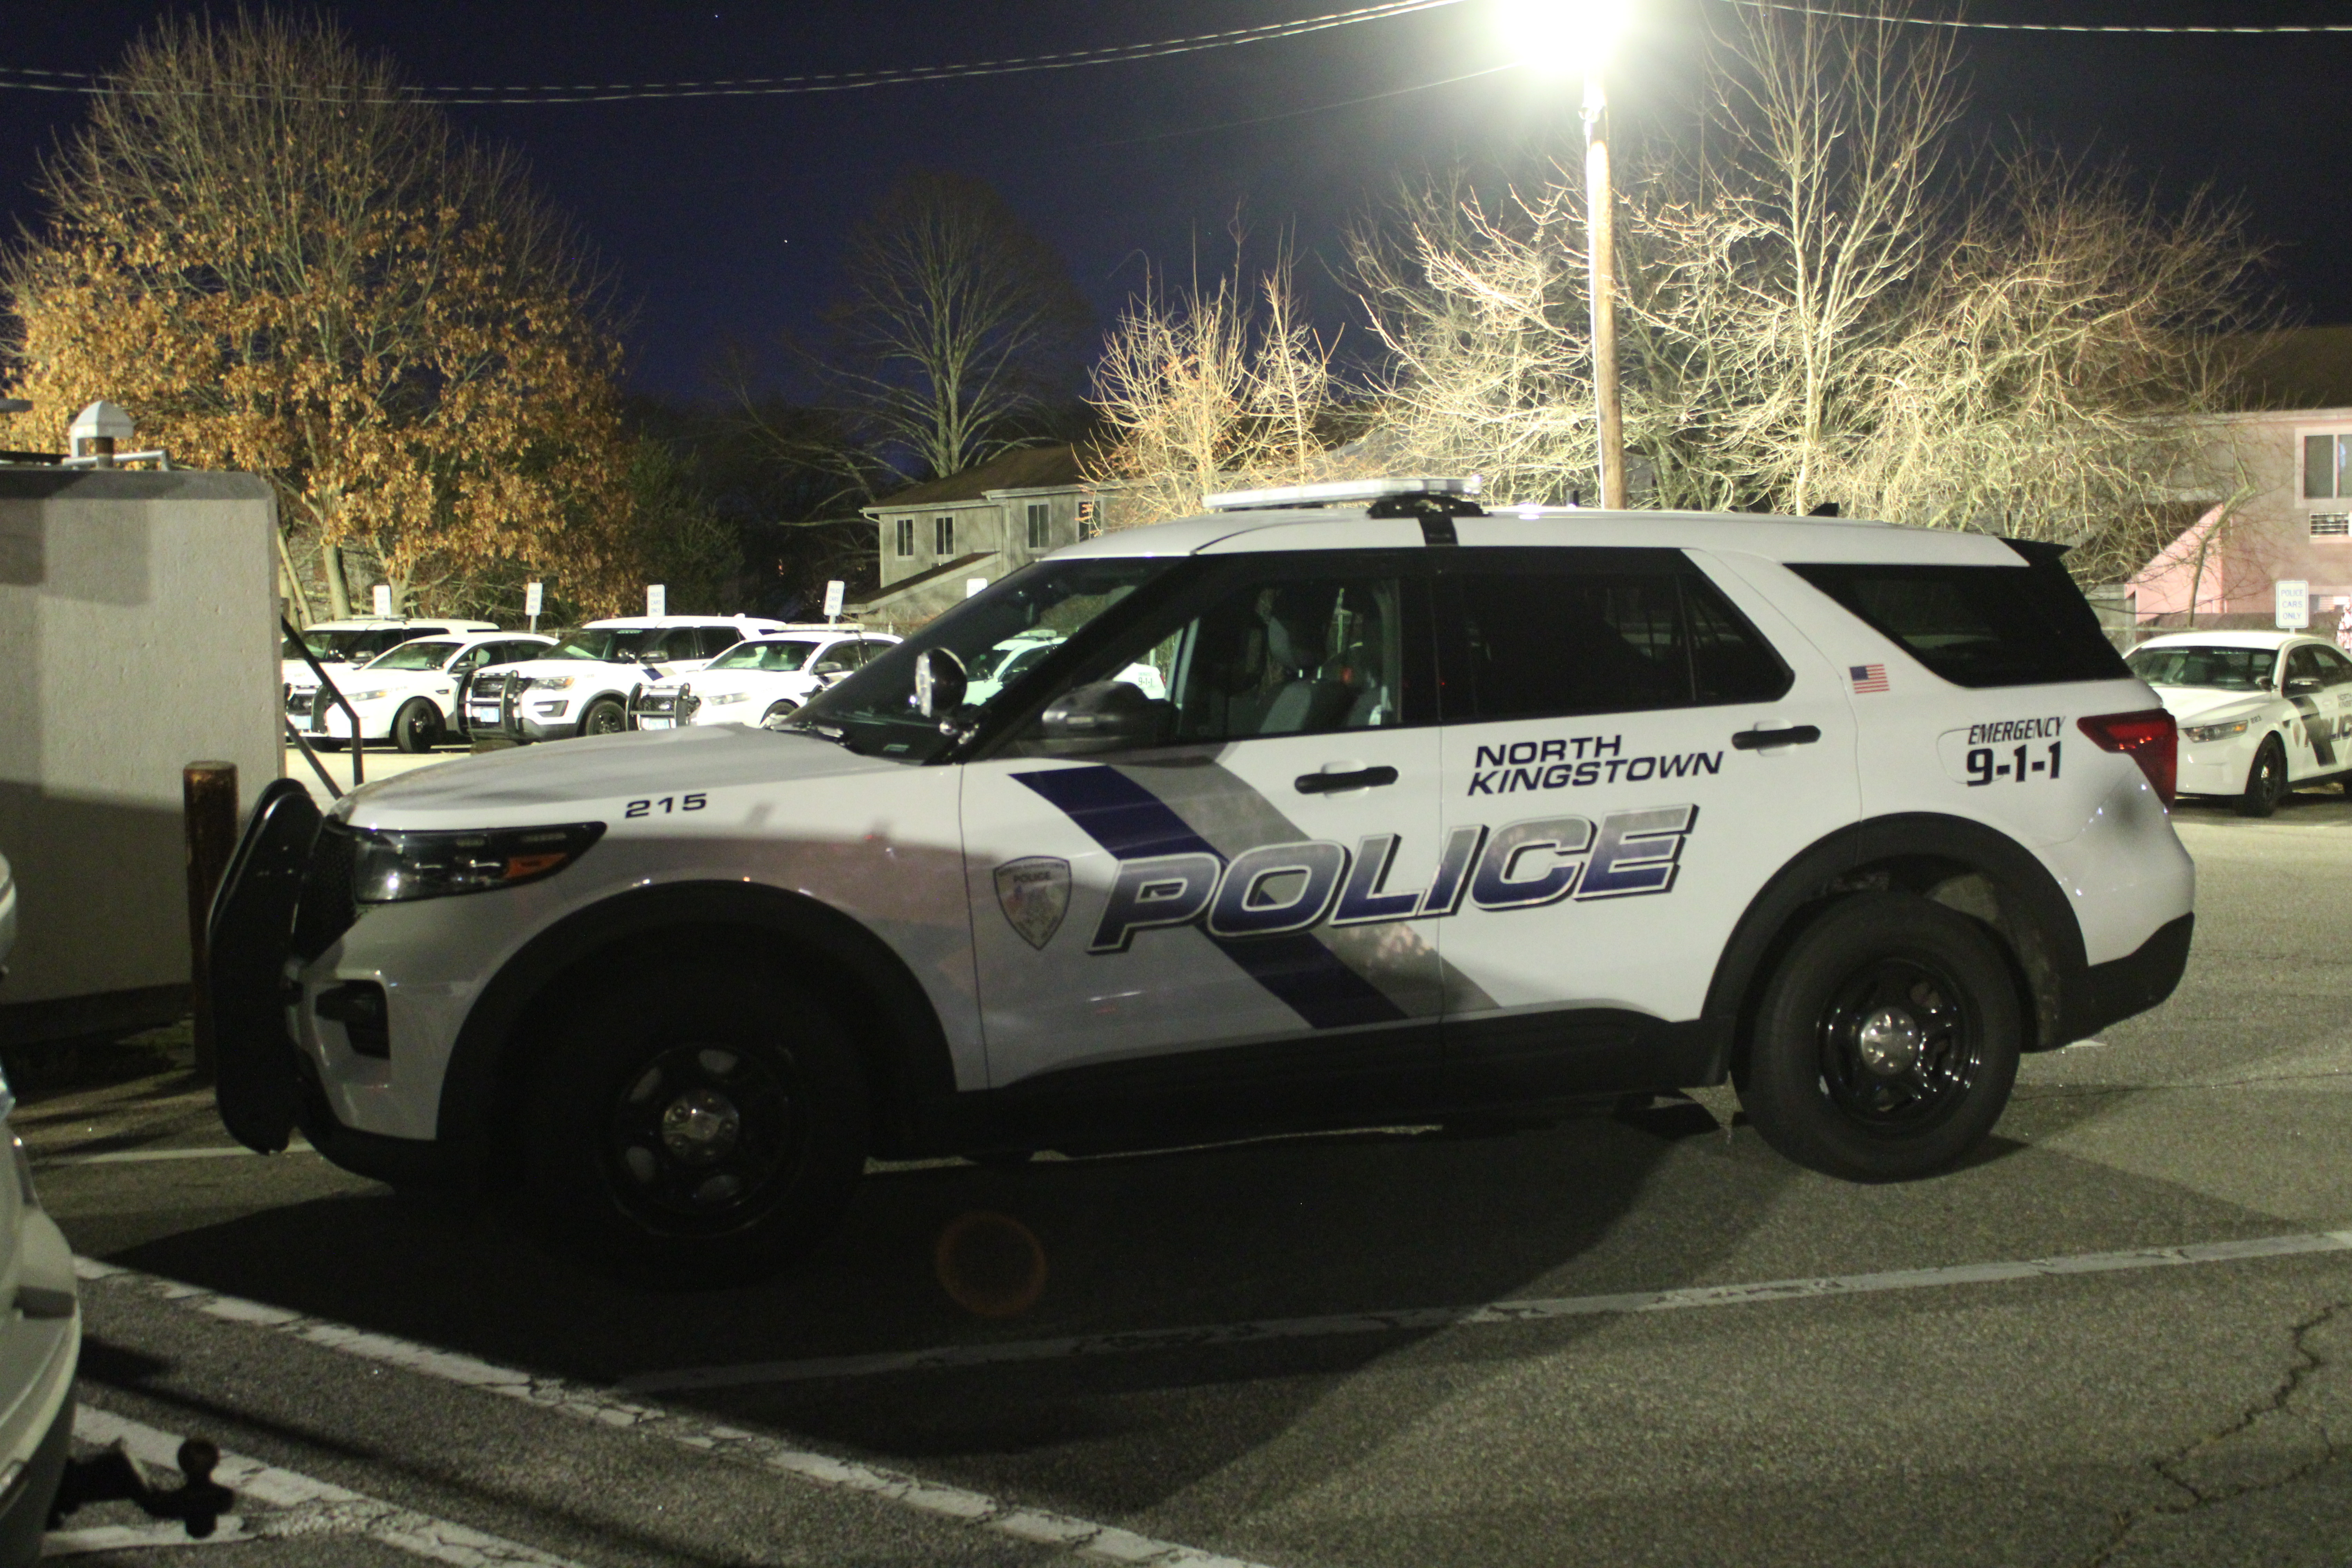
[210, 479, 2194, 1285]
[629, 628, 900, 732]
[462, 616, 790, 743]
[282, 617, 497, 690]
[2125, 630, 2352, 816]
[287, 631, 555, 752]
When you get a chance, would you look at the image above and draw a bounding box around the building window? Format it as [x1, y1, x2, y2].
[2305, 434, 2352, 499]
[894, 517, 914, 557]
[1026, 502, 1049, 550]
[1077, 498, 1100, 541]
[2314, 514, 2350, 539]
[934, 514, 955, 555]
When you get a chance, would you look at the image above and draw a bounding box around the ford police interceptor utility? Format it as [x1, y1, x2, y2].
[209, 479, 2195, 1285]
[2125, 630, 2352, 817]
[463, 615, 791, 743]
[629, 629, 901, 732]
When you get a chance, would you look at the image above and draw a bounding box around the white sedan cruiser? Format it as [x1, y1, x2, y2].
[630, 630, 900, 731]
[210, 478, 2197, 1286]
[2125, 630, 2352, 816]
[287, 632, 555, 752]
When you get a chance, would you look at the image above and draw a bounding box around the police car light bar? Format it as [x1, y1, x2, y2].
[1200, 475, 1482, 512]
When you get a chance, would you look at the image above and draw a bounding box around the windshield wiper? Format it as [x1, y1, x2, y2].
[778, 718, 859, 752]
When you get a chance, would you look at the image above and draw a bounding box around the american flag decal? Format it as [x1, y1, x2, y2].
[1849, 663, 1890, 693]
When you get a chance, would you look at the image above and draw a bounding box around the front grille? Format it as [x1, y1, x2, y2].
[286, 688, 317, 719]
[637, 693, 675, 715]
[291, 822, 359, 962]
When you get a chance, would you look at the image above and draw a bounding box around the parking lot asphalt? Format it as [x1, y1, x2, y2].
[24, 786, 2352, 1567]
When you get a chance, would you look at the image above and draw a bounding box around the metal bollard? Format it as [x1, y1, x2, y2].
[183, 762, 238, 1083]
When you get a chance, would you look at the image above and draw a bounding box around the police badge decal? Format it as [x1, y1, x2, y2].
[993, 857, 1072, 950]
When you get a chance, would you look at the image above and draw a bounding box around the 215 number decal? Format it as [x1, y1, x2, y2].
[624, 793, 707, 818]
[1965, 742, 2060, 787]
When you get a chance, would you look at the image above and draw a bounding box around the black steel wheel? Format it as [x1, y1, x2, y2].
[1737, 892, 2021, 1181]
[391, 698, 442, 753]
[2237, 735, 2287, 817]
[524, 958, 867, 1287]
[579, 697, 628, 737]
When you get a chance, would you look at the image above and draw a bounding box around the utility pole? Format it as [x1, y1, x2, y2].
[1585, 65, 1627, 510]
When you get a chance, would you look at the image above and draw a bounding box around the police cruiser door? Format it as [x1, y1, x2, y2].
[959, 550, 1445, 1091]
[1429, 540, 1861, 1091]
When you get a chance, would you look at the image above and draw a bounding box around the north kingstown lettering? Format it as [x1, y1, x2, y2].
[1464, 751, 1723, 795]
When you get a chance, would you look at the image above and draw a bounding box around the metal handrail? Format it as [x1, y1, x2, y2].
[280, 616, 364, 785]
[283, 716, 342, 799]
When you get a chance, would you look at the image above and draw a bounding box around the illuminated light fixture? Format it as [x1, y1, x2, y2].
[1496, 0, 1631, 74]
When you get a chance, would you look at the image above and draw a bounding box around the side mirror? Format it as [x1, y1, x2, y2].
[811, 661, 846, 677]
[913, 648, 967, 718]
[1038, 681, 1167, 755]
[2287, 675, 2323, 696]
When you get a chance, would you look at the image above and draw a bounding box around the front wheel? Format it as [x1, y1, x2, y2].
[1736, 893, 2021, 1181]
[2237, 735, 2287, 817]
[523, 960, 868, 1287]
[391, 698, 442, 753]
[760, 700, 800, 731]
[579, 697, 627, 737]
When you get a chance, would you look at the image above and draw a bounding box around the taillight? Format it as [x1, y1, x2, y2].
[2078, 708, 2177, 806]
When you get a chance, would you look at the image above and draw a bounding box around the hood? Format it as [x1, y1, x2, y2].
[674, 668, 808, 698]
[2150, 686, 2272, 725]
[488, 655, 660, 685]
[338, 725, 898, 828]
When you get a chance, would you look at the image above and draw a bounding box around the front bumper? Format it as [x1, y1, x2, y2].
[465, 681, 579, 744]
[2176, 739, 2258, 797]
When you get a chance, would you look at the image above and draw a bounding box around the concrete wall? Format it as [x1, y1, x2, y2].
[0, 468, 279, 1044]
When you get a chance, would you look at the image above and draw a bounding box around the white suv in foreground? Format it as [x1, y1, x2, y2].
[210, 480, 2194, 1286]
[462, 616, 790, 743]
[630, 629, 900, 731]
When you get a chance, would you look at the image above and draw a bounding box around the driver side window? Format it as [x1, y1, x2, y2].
[2287, 646, 2326, 689]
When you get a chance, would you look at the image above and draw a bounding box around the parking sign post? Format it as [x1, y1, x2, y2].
[823, 579, 845, 626]
[524, 580, 543, 634]
[646, 583, 666, 618]
[2276, 578, 2310, 630]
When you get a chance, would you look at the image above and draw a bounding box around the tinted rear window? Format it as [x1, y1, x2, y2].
[1790, 546, 2128, 688]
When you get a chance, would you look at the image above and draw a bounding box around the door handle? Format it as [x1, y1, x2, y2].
[1295, 765, 1398, 794]
[1731, 724, 1821, 751]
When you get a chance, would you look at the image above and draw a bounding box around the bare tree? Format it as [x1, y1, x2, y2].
[818, 171, 1090, 484]
[1347, 1, 2266, 574]
[0, 13, 638, 619]
[1088, 253, 1365, 529]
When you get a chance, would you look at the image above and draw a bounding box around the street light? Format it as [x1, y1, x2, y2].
[1500, 0, 1632, 509]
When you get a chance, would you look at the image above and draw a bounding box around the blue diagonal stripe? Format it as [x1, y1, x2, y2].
[1013, 766, 1408, 1030]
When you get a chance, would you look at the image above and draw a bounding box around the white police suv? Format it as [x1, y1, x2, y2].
[463, 616, 791, 743]
[209, 479, 2195, 1285]
[287, 632, 555, 752]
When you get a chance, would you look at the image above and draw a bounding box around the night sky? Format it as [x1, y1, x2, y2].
[1, 1, 2348, 403]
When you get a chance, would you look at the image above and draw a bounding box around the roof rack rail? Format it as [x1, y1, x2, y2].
[1200, 475, 1481, 512]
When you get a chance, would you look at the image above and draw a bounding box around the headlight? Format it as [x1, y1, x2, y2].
[2184, 718, 2252, 742]
[351, 823, 605, 904]
[706, 691, 752, 705]
[347, 688, 390, 703]
[534, 676, 575, 690]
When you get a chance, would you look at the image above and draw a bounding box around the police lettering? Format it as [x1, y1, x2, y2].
[1087, 807, 1699, 954]
[1465, 734, 1720, 796]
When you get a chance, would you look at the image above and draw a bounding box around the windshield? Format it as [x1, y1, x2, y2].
[2127, 644, 2278, 692]
[794, 558, 1184, 762]
[365, 641, 459, 671]
[549, 628, 661, 662]
[707, 639, 820, 673]
[289, 628, 410, 662]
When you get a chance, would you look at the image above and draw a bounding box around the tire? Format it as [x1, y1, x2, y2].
[760, 700, 800, 730]
[579, 697, 628, 737]
[1736, 892, 2022, 1181]
[523, 959, 868, 1287]
[2237, 735, 2287, 817]
[391, 698, 442, 753]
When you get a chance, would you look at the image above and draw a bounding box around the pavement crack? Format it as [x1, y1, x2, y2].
[2080, 1298, 2350, 1567]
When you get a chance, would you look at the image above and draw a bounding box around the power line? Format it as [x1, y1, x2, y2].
[1098, 61, 1516, 148]
[0, 0, 1470, 105]
[1724, 0, 2352, 34]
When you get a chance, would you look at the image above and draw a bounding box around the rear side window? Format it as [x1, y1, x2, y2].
[1790, 545, 2128, 688]
[1442, 548, 1793, 721]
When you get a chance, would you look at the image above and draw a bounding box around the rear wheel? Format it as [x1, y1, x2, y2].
[523, 960, 868, 1287]
[391, 698, 442, 753]
[1737, 893, 2021, 1181]
[2237, 735, 2287, 817]
[579, 697, 627, 737]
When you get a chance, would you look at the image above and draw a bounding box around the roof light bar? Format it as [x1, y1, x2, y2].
[1200, 475, 1483, 512]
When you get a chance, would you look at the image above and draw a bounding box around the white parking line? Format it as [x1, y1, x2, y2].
[38, 1142, 315, 1168]
[73, 1259, 1274, 1568]
[621, 1228, 2352, 1391]
[52, 1402, 588, 1564]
